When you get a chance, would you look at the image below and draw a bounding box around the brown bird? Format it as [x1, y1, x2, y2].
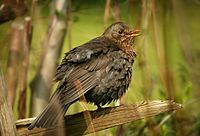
[28, 22, 140, 129]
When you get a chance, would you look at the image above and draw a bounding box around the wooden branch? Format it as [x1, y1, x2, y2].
[16, 100, 182, 136]
[0, 71, 17, 136]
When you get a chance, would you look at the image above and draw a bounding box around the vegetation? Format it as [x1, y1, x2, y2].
[0, 0, 200, 135]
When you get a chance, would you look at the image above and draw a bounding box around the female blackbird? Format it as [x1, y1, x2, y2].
[28, 22, 140, 129]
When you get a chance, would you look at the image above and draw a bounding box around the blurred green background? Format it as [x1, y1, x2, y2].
[0, 0, 200, 135]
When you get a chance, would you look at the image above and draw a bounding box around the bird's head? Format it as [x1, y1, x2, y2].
[103, 22, 140, 46]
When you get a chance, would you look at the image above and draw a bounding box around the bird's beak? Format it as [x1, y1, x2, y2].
[127, 29, 141, 37]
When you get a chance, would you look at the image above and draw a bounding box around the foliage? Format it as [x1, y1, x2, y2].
[0, 0, 200, 135]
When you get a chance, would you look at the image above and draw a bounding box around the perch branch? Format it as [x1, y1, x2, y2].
[16, 100, 182, 136]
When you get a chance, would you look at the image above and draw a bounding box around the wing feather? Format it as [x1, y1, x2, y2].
[56, 56, 112, 105]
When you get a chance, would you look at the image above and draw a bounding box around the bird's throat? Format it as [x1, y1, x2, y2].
[119, 43, 136, 63]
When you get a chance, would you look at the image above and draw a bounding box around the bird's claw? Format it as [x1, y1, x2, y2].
[96, 105, 104, 111]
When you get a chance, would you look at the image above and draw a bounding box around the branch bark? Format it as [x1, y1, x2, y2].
[17, 100, 182, 136]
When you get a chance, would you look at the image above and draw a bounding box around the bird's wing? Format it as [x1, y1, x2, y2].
[57, 50, 133, 106]
[54, 55, 112, 105]
[54, 36, 117, 81]
[53, 37, 118, 105]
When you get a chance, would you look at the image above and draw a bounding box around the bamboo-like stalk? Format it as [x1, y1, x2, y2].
[18, 17, 33, 119]
[151, 0, 175, 99]
[6, 23, 23, 107]
[162, 0, 175, 100]
[29, 0, 68, 117]
[172, 0, 200, 93]
[151, 1, 177, 134]
[136, 0, 161, 135]
[104, 0, 111, 27]
[67, 0, 72, 50]
[111, 0, 120, 22]
[0, 71, 17, 136]
[138, 0, 154, 102]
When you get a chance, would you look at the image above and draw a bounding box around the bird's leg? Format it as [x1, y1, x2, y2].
[134, 100, 149, 110]
[96, 104, 104, 111]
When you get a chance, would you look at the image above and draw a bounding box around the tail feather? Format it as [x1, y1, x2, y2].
[28, 100, 70, 130]
[50, 105, 68, 127]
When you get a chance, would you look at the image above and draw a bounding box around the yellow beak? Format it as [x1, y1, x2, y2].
[128, 29, 141, 37]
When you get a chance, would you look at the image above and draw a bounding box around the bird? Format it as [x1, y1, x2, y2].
[28, 22, 140, 130]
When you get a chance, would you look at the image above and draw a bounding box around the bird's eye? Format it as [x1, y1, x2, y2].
[118, 30, 123, 34]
